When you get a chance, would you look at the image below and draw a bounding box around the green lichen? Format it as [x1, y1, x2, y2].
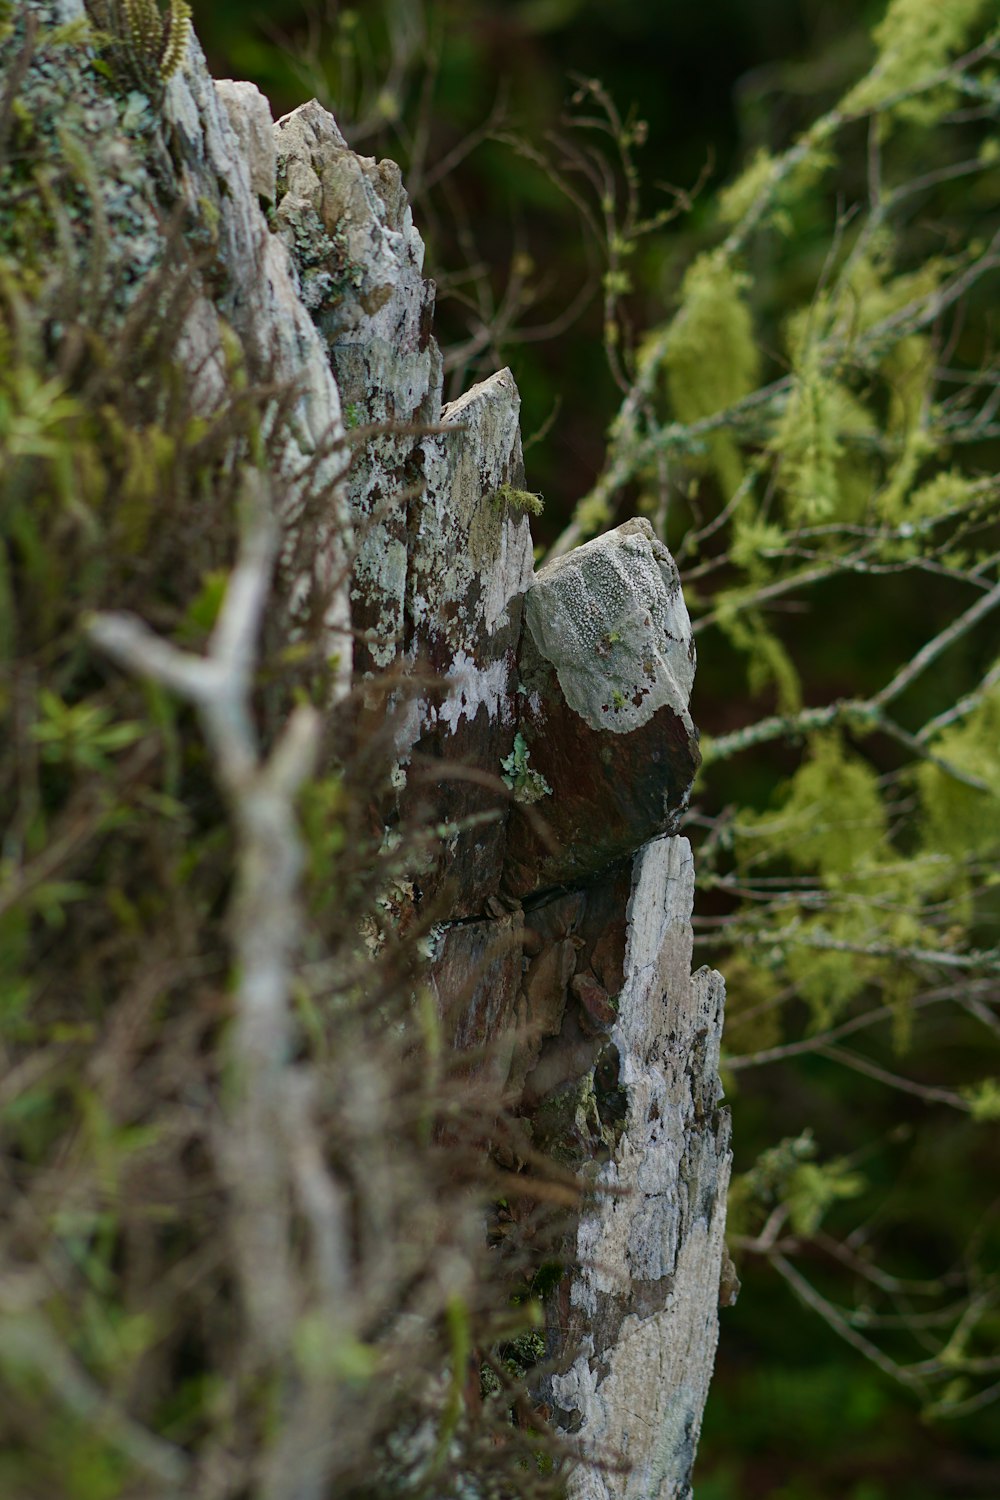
[653, 250, 760, 496]
[844, 0, 992, 122]
[492, 482, 544, 517]
[717, 147, 778, 227]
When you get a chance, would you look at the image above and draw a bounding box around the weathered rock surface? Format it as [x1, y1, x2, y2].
[265, 78, 729, 1500]
[545, 840, 730, 1499]
[273, 100, 535, 917]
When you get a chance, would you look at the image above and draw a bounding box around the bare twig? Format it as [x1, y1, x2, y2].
[873, 577, 1000, 710]
[816, 1044, 971, 1110]
[771, 1253, 925, 1392]
[89, 472, 324, 1365]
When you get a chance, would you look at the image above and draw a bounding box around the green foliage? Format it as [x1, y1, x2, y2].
[549, 0, 1000, 1473]
[730, 1129, 866, 1239]
[961, 1076, 1000, 1121]
[83, 0, 192, 94]
[656, 252, 760, 422]
[5, 1, 1000, 1495]
[714, 603, 802, 712]
[738, 733, 889, 878]
[771, 354, 872, 524]
[30, 690, 145, 774]
[0, 20, 576, 1498]
[717, 148, 778, 228]
[916, 684, 1000, 861]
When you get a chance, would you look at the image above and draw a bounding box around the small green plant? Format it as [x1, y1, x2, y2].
[501, 731, 552, 804]
[30, 690, 145, 773]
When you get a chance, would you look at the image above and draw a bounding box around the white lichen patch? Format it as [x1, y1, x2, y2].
[435, 368, 534, 636]
[550, 837, 730, 1500]
[402, 368, 532, 693]
[437, 651, 513, 735]
[525, 518, 695, 735]
[350, 522, 407, 668]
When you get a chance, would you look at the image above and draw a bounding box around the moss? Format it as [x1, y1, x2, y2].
[655, 250, 760, 497]
[771, 350, 872, 525]
[0, 9, 167, 308]
[844, 0, 992, 122]
[492, 482, 544, 517]
[717, 147, 778, 228]
[0, 181, 339, 1490]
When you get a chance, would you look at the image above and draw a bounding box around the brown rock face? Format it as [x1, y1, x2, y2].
[503, 518, 701, 899]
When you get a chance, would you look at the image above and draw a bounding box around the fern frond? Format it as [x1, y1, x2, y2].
[157, 0, 191, 83]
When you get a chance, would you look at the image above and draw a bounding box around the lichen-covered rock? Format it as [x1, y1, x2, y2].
[273, 99, 439, 681]
[401, 369, 534, 916]
[267, 83, 729, 1500]
[274, 104, 533, 918]
[526, 517, 696, 736]
[503, 517, 701, 898]
[544, 839, 730, 1500]
[1, 6, 354, 693]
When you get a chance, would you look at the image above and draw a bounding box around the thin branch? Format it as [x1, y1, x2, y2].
[814, 1231, 950, 1299]
[701, 694, 992, 792]
[89, 472, 322, 1364]
[698, 922, 1000, 972]
[873, 577, 1000, 710]
[771, 1253, 925, 1392]
[917, 658, 1000, 742]
[816, 1044, 971, 1110]
[927, 1375, 1000, 1419]
[725, 984, 995, 1072]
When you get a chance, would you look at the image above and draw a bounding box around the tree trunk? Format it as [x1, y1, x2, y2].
[3, 6, 731, 1495]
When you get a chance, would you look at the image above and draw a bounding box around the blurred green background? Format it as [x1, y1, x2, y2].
[188, 4, 1000, 1496]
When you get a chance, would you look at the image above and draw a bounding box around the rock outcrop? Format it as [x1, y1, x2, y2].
[233, 60, 731, 1500]
[8, 6, 730, 1493]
